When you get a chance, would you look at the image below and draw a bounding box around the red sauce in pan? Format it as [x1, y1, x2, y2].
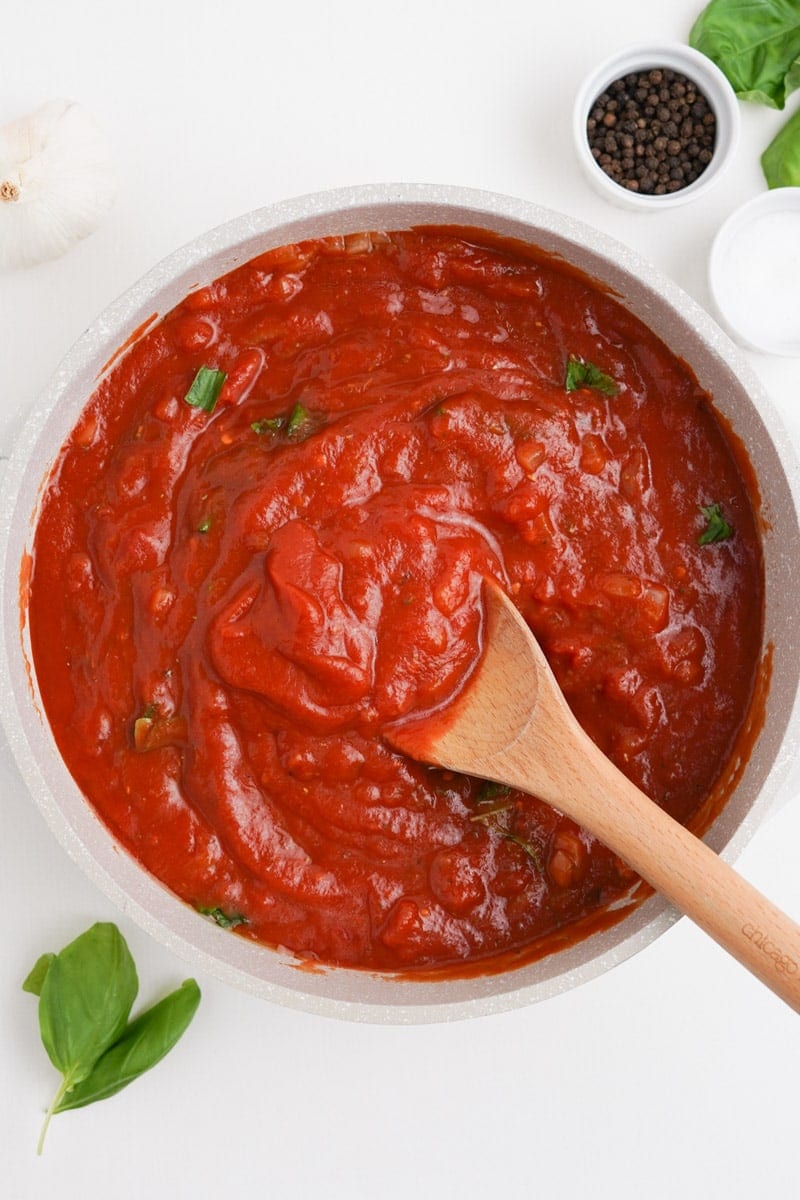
[28, 227, 763, 972]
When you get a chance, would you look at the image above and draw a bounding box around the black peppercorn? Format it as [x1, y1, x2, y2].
[585, 67, 716, 196]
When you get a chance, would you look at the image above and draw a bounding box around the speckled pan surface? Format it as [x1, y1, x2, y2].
[2, 183, 799, 1023]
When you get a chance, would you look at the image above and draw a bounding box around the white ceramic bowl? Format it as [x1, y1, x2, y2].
[573, 43, 740, 210]
[1, 183, 799, 1023]
[709, 187, 800, 356]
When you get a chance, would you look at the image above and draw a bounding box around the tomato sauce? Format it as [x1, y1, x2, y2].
[28, 227, 764, 973]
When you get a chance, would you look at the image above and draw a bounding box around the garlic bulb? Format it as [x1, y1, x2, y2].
[0, 100, 115, 270]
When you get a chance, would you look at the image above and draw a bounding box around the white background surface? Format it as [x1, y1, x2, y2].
[3, 1, 800, 1197]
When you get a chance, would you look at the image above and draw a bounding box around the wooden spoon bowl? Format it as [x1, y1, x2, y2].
[390, 581, 800, 1012]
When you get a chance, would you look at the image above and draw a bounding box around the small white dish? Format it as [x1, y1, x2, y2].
[709, 188, 800, 356]
[573, 43, 740, 210]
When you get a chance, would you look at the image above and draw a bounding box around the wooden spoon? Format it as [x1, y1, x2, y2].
[390, 580, 800, 1012]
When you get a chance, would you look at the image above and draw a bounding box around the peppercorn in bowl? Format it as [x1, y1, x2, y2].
[573, 43, 740, 209]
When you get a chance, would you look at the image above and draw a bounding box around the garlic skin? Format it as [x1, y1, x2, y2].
[0, 100, 116, 270]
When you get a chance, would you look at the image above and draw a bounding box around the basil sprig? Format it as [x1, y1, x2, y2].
[52, 980, 201, 1114]
[184, 365, 227, 413]
[23, 922, 200, 1153]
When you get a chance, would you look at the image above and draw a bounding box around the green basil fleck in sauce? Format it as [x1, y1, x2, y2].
[252, 403, 316, 440]
[184, 365, 227, 413]
[698, 502, 733, 545]
[564, 355, 619, 396]
[197, 906, 248, 930]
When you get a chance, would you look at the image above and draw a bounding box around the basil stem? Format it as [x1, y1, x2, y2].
[470, 803, 514, 822]
[504, 832, 544, 869]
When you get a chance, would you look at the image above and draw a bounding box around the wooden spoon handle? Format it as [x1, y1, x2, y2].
[502, 717, 800, 1012]
[585, 744, 800, 1010]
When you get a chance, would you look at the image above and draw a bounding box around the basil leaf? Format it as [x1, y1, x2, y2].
[762, 107, 800, 186]
[184, 365, 227, 413]
[565, 355, 619, 396]
[55, 980, 201, 1113]
[23, 953, 55, 997]
[38, 923, 138, 1085]
[690, 0, 800, 109]
[699, 503, 733, 544]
